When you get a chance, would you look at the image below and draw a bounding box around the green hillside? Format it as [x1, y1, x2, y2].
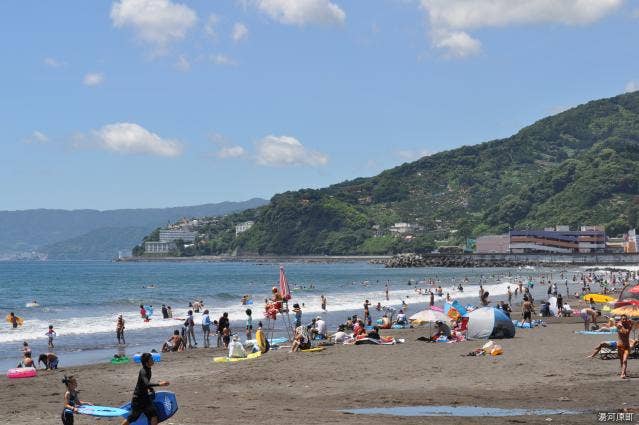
[136, 91, 639, 256]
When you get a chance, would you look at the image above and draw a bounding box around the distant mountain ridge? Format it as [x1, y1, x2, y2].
[135, 91, 639, 256]
[0, 198, 268, 259]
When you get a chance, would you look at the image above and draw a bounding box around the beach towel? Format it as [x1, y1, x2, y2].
[354, 337, 396, 345]
[575, 330, 617, 335]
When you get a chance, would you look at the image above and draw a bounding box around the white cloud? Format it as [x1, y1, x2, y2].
[216, 146, 247, 158]
[92, 122, 183, 157]
[43, 57, 65, 68]
[232, 22, 249, 42]
[24, 130, 50, 144]
[174, 55, 191, 72]
[431, 29, 481, 58]
[395, 149, 432, 161]
[625, 80, 639, 93]
[420, 0, 623, 58]
[110, 0, 197, 52]
[253, 0, 346, 26]
[204, 14, 220, 40]
[211, 54, 238, 66]
[255, 135, 328, 166]
[83, 72, 105, 86]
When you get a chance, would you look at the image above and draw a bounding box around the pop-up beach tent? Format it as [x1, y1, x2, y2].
[466, 307, 515, 340]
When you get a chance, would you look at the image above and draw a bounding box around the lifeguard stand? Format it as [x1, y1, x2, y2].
[264, 265, 295, 342]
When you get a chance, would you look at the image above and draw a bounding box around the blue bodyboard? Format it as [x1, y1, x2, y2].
[133, 352, 161, 363]
[120, 391, 178, 424]
[77, 405, 130, 417]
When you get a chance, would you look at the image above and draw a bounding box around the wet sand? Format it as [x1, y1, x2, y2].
[2, 314, 635, 425]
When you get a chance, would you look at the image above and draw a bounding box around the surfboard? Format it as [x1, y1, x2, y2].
[77, 406, 130, 417]
[300, 347, 325, 352]
[213, 351, 262, 363]
[269, 337, 288, 345]
[5, 315, 23, 326]
[583, 294, 615, 303]
[120, 391, 178, 424]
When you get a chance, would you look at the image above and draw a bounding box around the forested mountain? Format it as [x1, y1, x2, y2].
[0, 198, 268, 259]
[136, 91, 639, 256]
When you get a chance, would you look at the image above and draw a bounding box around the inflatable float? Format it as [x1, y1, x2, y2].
[120, 391, 178, 425]
[213, 351, 262, 363]
[7, 367, 37, 379]
[132, 352, 161, 363]
[5, 315, 24, 326]
[111, 356, 130, 365]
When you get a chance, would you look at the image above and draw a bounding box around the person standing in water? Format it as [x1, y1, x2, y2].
[116, 315, 126, 345]
[120, 353, 169, 425]
[9, 312, 18, 329]
[61, 375, 93, 425]
[46, 325, 56, 349]
[320, 295, 327, 312]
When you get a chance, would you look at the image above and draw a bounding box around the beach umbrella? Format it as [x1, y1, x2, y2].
[409, 309, 448, 325]
[279, 265, 291, 300]
[629, 285, 639, 294]
[611, 304, 639, 318]
[466, 307, 515, 340]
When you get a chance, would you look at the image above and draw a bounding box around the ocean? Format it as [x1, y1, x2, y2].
[0, 260, 581, 371]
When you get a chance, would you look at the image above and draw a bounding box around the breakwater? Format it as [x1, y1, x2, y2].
[378, 253, 639, 268]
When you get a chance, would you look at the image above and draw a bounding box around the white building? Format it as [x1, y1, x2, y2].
[145, 241, 176, 254]
[159, 229, 197, 242]
[389, 222, 419, 235]
[235, 221, 255, 236]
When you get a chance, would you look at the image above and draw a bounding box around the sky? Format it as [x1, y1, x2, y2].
[1, 0, 639, 211]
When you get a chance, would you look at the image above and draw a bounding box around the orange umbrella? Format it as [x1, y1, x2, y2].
[611, 304, 639, 318]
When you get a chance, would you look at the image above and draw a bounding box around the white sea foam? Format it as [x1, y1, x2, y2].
[0, 281, 513, 344]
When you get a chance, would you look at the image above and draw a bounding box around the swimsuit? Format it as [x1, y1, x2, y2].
[61, 391, 78, 425]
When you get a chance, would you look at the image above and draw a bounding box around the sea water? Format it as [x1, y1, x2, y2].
[0, 260, 577, 371]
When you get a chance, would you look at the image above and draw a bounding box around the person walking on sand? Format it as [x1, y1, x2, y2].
[217, 312, 229, 348]
[507, 286, 512, 304]
[321, 295, 327, 312]
[245, 308, 253, 340]
[522, 298, 534, 325]
[185, 310, 197, 348]
[120, 353, 170, 425]
[616, 314, 633, 379]
[46, 325, 56, 349]
[292, 303, 302, 328]
[429, 291, 434, 307]
[363, 300, 370, 322]
[61, 375, 93, 425]
[116, 315, 126, 345]
[201, 309, 211, 348]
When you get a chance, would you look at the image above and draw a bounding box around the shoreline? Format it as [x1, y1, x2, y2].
[4, 316, 632, 425]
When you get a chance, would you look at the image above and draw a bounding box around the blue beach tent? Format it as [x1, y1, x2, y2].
[466, 307, 515, 339]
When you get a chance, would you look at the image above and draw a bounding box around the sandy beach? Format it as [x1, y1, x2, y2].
[3, 310, 636, 425]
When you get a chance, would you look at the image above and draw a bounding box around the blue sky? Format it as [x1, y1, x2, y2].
[1, 0, 638, 210]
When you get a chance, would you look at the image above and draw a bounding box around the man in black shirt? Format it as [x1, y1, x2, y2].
[121, 353, 169, 425]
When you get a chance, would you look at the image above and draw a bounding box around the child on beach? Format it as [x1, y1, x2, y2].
[120, 353, 170, 425]
[245, 309, 253, 340]
[292, 303, 302, 328]
[46, 325, 57, 348]
[222, 327, 231, 348]
[61, 375, 92, 425]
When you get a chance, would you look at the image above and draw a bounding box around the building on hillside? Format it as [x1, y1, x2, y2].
[607, 237, 625, 253]
[476, 234, 509, 253]
[159, 229, 197, 242]
[509, 227, 606, 253]
[623, 229, 638, 253]
[235, 221, 255, 236]
[389, 222, 420, 235]
[145, 241, 176, 254]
